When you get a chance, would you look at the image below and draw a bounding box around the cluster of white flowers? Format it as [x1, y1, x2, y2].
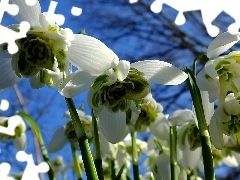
[196, 32, 240, 151]
[6, 0, 240, 179]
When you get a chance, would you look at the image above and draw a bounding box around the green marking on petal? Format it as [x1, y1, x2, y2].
[134, 103, 158, 131]
[187, 124, 201, 151]
[222, 114, 240, 135]
[91, 74, 109, 89]
[91, 91, 100, 109]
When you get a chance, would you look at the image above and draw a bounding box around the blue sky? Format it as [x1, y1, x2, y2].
[0, 0, 237, 179]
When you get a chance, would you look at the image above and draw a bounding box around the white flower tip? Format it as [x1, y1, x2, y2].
[207, 32, 240, 59]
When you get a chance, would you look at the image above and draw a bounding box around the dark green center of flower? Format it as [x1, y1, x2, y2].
[64, 121, 78, 143]
[18, 35, 54, 77]
[130, 103, 158, 131]
[90, 68, 150, 113]
[0, 120, 23, 141]
[222, 114, 240, 135]
[187, 124, 201, 151]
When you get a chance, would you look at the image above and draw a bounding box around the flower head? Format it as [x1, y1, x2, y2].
[60, 60, 187, 143]
[48, 109, 92, 152]
[0, 0, 118, 90]
[196, 32, 240, 102]
[0, 115, 26, 150]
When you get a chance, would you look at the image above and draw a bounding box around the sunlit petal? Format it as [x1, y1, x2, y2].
[196, 68, 220, 102]
[67, 34, 119, 76]
[59, 70, 95, 98]
[148, 113, 170, 141]
[10, 0, 41, 26]
[131, 60, 187, 85]
[209, 109, 225, 149]
[98, 108, 127, 144]
[207, 32, 240, 59]
[168, 109, 194, 126]
[115, 60, 130, 81]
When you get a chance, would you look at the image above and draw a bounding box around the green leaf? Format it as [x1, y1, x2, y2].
[17, 112, 55, 180]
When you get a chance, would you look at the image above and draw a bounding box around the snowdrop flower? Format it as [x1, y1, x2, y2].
[0, 0, 118, 90]
[60, 60, 187, 143]
[48, 110, 92, 152]
[127, 93, 164, 132]
[0, 115, 26, 150]
[209, 92, 240, 149]
[196, 32, 240, 102]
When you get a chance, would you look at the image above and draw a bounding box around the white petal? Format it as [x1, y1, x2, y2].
[200, 91, 214, 125]
[196, 68, 219, 102]
[115, 60, 130, 81]
[168, 109, 194, 126]
[209, 109, 225, 149]
[131, 60, 187, 85]
[98, 108, 127, 144]
[98, 130, 114, 155]
[10, 0, 41, 26]
[223, 93, 240, 115]
[48, 127, 68, 153]
[222, 156, 238, 167]
[152, 154, 171, 180]
[59, 70, 95, 98]
[148, 113, 170, 141]
[0, 58, 21, 91]
[207, 32, 240, 59]
[29, 73, 44, 89]
[182, 141, 202, 170]
[14, 133, 26, 150]
[67, 34, 119, 76]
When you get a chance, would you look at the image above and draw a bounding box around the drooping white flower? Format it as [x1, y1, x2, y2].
[0, 0, 118, 90]
[0, 115, 27, 150]
[60, 60, 187, 143]
[48, 110, 92, 152]
[209, 93, 240, 149]
[196, 32, 240, 102]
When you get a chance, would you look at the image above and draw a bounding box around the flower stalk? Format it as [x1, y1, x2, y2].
[92, 110, 104, 180]
[169, 126, 178, 180]
[17, 112, 55, 180]
[70, 143, 82, 180]
[65, 98, 98, 180]
[185, 67, 215, 180]
[131, 131, 140, 180]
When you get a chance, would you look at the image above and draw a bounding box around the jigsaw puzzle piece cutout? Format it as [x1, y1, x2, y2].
[0, 115, 24, 136]
[0, 21, 30, 54]
[0, 0, 19, 22]
[16, 151, 49, 180]
[46, 0, 65, 25]
[0, 162, 11, 176]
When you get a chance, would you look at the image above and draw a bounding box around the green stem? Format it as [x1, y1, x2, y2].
[65, 98, 98, 180]
[131, 131, 140, 180]
[111, 158, 116, 180]
[92, 110, 104, 180]
[70, 143, 82, 180]
[170, 126, 178, 180]
[17, 112, 55, 180]
[185, 67, 215, 180]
